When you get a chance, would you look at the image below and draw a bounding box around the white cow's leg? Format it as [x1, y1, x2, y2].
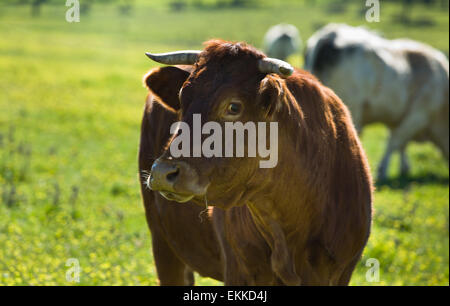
[378, 143, 393, 182]
[378, 112, 428, 181]
[400, 145, 410, 177]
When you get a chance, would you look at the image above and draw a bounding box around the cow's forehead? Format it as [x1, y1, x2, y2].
[185, 70, 259, 103]
[179, 44, 267, 106]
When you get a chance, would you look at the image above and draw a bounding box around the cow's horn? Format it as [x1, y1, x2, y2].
[145, 50, 201, 65]
[258, 57, 294, 76]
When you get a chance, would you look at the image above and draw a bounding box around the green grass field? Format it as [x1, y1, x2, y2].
[0, 0, 448, 285]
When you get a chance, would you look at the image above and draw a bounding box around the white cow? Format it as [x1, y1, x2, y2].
[263, 23, 301, 61]
[305, 24, 449, 181]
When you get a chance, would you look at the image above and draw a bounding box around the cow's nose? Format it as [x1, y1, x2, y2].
[148, 158, 208, 200]
[149, 159, 180, 191]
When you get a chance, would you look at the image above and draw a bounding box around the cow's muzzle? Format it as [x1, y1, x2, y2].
[148, 158, 207, 203]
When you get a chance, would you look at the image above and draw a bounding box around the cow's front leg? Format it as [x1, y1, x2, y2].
[223, 253, 250, 285]
[151, 229, 193, 285]
[269, 221, 301, 285]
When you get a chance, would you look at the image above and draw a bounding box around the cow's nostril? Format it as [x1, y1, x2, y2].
[166, 167, 180, 183]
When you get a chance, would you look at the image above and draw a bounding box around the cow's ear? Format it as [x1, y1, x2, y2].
[143, 66, 190, 111]
[257, 75, 286, 118]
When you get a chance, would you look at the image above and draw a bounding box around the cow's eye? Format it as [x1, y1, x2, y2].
[226, 102, 242, 116]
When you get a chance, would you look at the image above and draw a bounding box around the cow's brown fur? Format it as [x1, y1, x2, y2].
[139, 40, 373, 285]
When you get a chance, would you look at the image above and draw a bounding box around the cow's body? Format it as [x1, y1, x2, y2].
[263, 24, 301, 61]
[139, 40, 373, 285]
[305, 24, 449, 180]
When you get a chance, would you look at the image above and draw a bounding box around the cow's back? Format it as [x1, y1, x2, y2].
[306, 25, 449, 131]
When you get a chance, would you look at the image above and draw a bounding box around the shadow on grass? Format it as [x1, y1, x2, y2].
[376, 174, 449, 190]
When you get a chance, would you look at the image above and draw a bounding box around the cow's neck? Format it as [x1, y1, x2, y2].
[246, 116, 340, 283]
[244, 142, 320, 285]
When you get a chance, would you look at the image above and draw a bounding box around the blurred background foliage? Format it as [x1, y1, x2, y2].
[0, 0, 448, 285]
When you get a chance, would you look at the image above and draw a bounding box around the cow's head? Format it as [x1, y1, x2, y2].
[145, 40, 294, 208]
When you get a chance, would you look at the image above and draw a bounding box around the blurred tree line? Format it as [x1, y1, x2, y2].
[167, 0, 449, 10]
[168, 0, 260, 11]
[392, 0, 449, 25]
[2, 0, 135, 17]
[1, 0, 447, 16]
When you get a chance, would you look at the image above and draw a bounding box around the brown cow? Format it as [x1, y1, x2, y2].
[139, 40, 373, 285]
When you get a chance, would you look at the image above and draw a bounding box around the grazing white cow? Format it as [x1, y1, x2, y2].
[263, 23, 301, 61]
[305, 23, 449, 180]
